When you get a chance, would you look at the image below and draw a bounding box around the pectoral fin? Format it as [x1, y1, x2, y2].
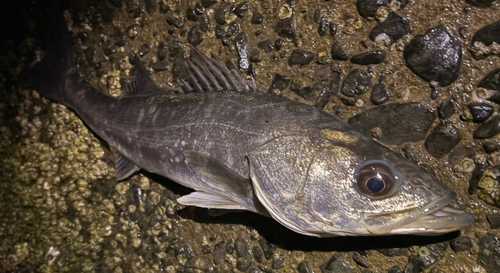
[177, 191, 247, 210]
[112, 149, 140, 180]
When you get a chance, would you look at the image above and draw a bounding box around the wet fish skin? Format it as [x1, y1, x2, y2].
[27, 18, 474, 237]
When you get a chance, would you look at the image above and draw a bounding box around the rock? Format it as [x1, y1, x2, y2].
[313, 9, 322, 23]
[459, 27, 469, 39]
[341, 97, 357, 106]
[468, 103, 493, 122]
[235, 32, 249, 69]
[351, 50, 386, 65]
[251, 12, 264, 24]
[215, 25, 226, 39]
[371, 83, 389, 105]
[201, 0, 218, 8]
[159, 2, 170, 13]
[249, 49, 261, 62]
[320, 253, 355, 273]
[356, 0, 388, 18]
[478, 69, 500, 103]
[376, 248, 408, 257]
[437, 100, 455, 120]
[316, 71, 341, 108]
[318, 17, 329, 36]
[369, 13, 411, 43]
[298, 261, 313, 273]
[483, 142, 500, 153]
[108, 0, 122, 8]
[226, 239, 235, 254]
[466, 0, 496, 7]
[234, 2, 249, 18]
[330, 22, 337, 37]
[237, 257, 252, 271]
[405, 255, 426, 273]
[331, 42, 348, 61]
[416, 242, 448, 269]
[235, 235, 250, 257]
[404, 25, 462, 86]
[387, 266, 403, 273]
[138, 43, 151, 57]
[275, 38, 286, 51]
[252, 246, 263, 263]
[276, 17, 296, 41]
[202, 244, 212, 254]
[272, 255, 285, 269]
[214, 5, 230, 25]
[473, 116, 500, 139]
[447, 146, 475, 168]
[268, 74, 291, 93]
[450, 237, 473, 252]
[424, 121, 462, 158]
[187, 26, 203, 47]
[471, 20, 500, 59]
[166, 11, 184, 28]
[158, 41, 167, 61]
[259, 238, 275, 260]
[257, 40, 274, 53]
[348, 103, 436, 145]
[186, 8, 198, 22]
[341, 69, 372, 97]
[292, 83, 323, 101]
[112, 28, 126, 47]
[213, 242, 225, 265]
[289, 49, 315, 65]
[352, 252, 370, 268]
[194, 3, 205, 15]
[468, 162, 486, 194]
[487, 214, 500, 229]
[478, 234, 500, 273]
[227, 22, 241, 37]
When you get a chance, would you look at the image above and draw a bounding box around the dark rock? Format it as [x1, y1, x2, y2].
[371, 83, 389, 105]
[158, 41, 167, 61]
[404, 25, 462, 86]
[424, 121, 462, 158]
[237, 257, 252, 271]
[369, 13, 411, 43]
[187, 26, 203, 47]
[226, 239, 235, 254]
[348, 103, 436, 145]
[468, 162, 487, 194]
[113, 28, 126, 47]
[289, 49, 315, 65]
[138, 43, 152, 57]
[298, 261, 313, 273]
[214, 5, 230, 25]
[215, 25, 226, 39]
[186, 8, 198, 22]
[478, 234, 500, 273]
[352, 252, 370, 268]
[376, 248, 408, 257]
[340, 97, 357, 106]
[329, 22, 337, 37]
[234, 2, 249, 18]
[431, 88, 439, 100]
[276, 17, 296, 41]
[341, 69, 372, 97]
[458, 27, 469, 39]
[159, 2, 170, 13]
[316, 72, 341, 108]
[275, 38, 286, 51]
[166, 12, 184, 28]
[194, 4, 205, 15]
[405, 255, 426, 273]
[313, 9, 322, 23]
[145, 0, 157, 14]
[417, 242, 448, 269]
[249, 49, 261, 62]
[251, 12, 264, 24]
[387, 266, 403, 273]
[293, 83, 323, 101]
[450, 237, 473, 252]
[259, 238, 275, 260]
[318, 17, 329, 36]
[447, 146, 475, 167]
[235, 235, 250, 257]
[315, 65, 333, 81]
[272, 256, 285, 269]
[202, 244, 212, 254]
[484, 142, 500, 153]
[471, 20, 500, 60]
[473, 116, 500, 139]
[252, 246, 263, 263]
[487, 214, 500, 229]
[351, 50, 386, 65]
[478, 69, 500, 103]
[331, 42, 348, 61]
[235, 32, 249, 69]
[438, 100, 455, 120]
[213, 242, 225, 265]
[466, 0, 496, 7]
[184, 244, 194, 259]
[356, 0, 389, 18]
[320, 253, 355, 273]
[227, 22, 241, 37]
[201, 0, 218, 8]
[468, 103, 493, 122]
[258, 40, 274, 53]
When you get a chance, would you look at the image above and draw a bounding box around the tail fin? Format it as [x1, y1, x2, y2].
[26, 14, 73, 106]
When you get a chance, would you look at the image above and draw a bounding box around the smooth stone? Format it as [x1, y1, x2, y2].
[473, 116, 500, 139]
[369, 12, 411, 43]
[424, 121, 462, 158]
[341, 69, 372, 97]
[351, 50, 386, 65]
[468, 103, 493, 122]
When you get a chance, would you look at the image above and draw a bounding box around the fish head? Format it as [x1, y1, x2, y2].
[248, 129, 474, 237]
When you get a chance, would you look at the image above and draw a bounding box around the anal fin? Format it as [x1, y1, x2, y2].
[177, 191, 247, 210]
[113, 150, 140, 180]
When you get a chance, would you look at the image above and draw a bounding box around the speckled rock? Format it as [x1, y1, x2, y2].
[268, 74, 290, 93]
[450, 237, 473, 252]
[289, 49, 315, 65]
[447, 146, 475, 168]
[424, 121, 462, 158]
[320, 253, 355, 273]
[331, 42, 348, 61]
[350, 50, 386, 65]
[251, 12, 264, 24]
[356, 0, 408, 18]
[276, 17, 297, 42]
[370, 82, 389, 105]
[187, 25, 203, 47]
[234, 2, 249, 18]
[471, 20, 500, 60]
[341, 69, 372, 97]
[274, 38, 286, 51]
[473, 116, 500, 139]
[257, 40, 274, 53]
[478, 234, 500, 273]
[348, 103, 436, 145]
[438, 100, 455, 120]
[468, 103, 493, 122]
[478, 69, 500, 103]
[404, 25, 462, 86]
[292, 83, 322, 101]
[258, 238, 275, 260]
[369, 13, 411, 43]
[318, 17, 329, 36]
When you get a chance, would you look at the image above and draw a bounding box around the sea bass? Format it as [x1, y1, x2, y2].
[28, 18, 473, 237]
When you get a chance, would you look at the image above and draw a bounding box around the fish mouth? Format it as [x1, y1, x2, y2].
[361, 191, 474, 235]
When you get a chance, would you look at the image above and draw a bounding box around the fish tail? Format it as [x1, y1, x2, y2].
[26, 14, 74, 106]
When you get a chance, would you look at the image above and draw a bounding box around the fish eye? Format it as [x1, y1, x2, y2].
[355, 160, 396, 198]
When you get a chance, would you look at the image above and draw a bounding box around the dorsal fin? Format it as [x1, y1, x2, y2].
[122, 56, 171, 97]
[178, 47, 261, 94]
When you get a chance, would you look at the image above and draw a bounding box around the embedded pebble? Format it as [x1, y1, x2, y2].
[112, 28, 126, 47]
[214, 5, 230, 25]
[213, 242, 226, 265]
[275, 38, 286, 51]
[331, 42, 348, 61]
[478, 69, 500, 103]
[341, 69, 372, 97]
[318, 17, 329, 36]
[138, 43, 152, 57]
[348, 103, 436, 145]
[251, 12, 264, 24]
[320, 253, 355, 273]
[276, 17, 296, 41]
[450, 237, 473, 252]
[234, 2, 249, 18]
[370, 83, 389, 105]
[289, 49, 315, 65]
[329, 22, 337, 37]
[350, 50, 386, 65]
[468, 103, 493, 123]
[424, 121, 462, 158]
[376, 248, 409, 257]
[448, 146, 475, 168]
[487, 214, 500, 229]
[249, 49, 260, 62]
[404, 25, 462, 86]
[158, 41, 167, 61]
[438, 100, 455, 120]
[252, 246, 263, 263]
[387, 266, 403, 273]
[467, 0, 496, 7]
[369, 13, 411, 43]
[201, 0, 218, 8]
[473, 116, 500, 139]
[292, 83, 322, 101]
[186, 8, 198, 22]
[356, 0, 389, 18]
[188, 25, 204, 47]
[268, 74, 290, 92]
[259, 238, 275, 260]
[144, 0, 157, 14]
[483, 142, 500, 153]
[298, 261, 313, 273]
[227, 22, 241, 37]
[272, 255, 285, 269]
[477, 234, 500, 273]
[471, 20, 500, 60]
[469, 162, 487, 194]
[257, 40, 274, 53]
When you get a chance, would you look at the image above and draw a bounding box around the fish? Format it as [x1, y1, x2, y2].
[27, 17, 474, 237]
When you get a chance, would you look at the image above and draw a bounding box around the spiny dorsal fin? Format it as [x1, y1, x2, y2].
[122, 56, 170, 97]
[178, 47, 261, 94]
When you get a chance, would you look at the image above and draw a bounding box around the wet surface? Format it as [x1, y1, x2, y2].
[1, 0, 500, 272]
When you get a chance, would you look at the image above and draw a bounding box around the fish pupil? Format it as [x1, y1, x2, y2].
[366, 177, 385, 193]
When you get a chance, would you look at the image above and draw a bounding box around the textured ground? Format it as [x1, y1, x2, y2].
[1, 0, 500, 272]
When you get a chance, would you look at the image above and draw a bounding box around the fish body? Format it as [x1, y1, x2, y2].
[28, 19, 474, 237]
